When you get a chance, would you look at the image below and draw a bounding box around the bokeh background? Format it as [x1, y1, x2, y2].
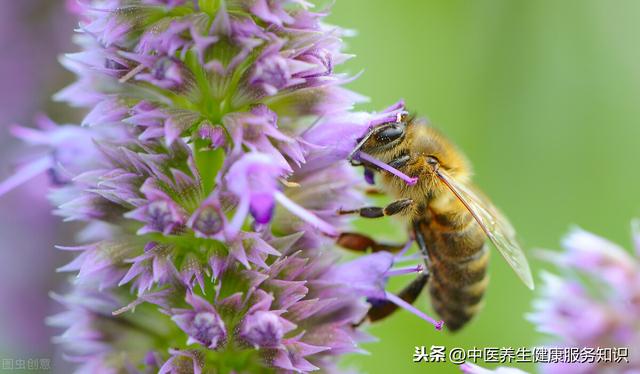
[1, 1, 640, 373]
[329, 0, 640, 373]
[0, 1, 77, 372]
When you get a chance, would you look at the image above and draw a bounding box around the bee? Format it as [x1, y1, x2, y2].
[337, 113, 534, 331]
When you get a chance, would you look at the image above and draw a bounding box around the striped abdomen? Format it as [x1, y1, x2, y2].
[415, 203, 490, 331]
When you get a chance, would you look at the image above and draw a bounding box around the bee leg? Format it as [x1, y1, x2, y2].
[359, 273, 430, 324]
[364, 187, 385, 196]
[338, 198, 414, 219]
[337, 232, 408, 253]
[413, 221, 432, 260]
[336, 199, 416, 252]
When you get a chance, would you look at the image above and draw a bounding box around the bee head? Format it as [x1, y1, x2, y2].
[348, 114, 410, 163]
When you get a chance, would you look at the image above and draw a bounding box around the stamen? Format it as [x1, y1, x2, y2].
[386, 264, 423, 277]
[385, 292, 443, 330]
[274, 191, 337, 237]
[118, 64, 146, 83]
[279, 178, 301, 188]
[112, 298, 143, 316]
[396, 239, 414, 257]
[357, 152, 417, 186]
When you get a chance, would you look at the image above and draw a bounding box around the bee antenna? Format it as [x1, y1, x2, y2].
[348, 130, 375, 163]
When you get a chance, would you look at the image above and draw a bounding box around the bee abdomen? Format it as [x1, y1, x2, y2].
[415, 210, 490, 331]
[429, 242, 490, 332]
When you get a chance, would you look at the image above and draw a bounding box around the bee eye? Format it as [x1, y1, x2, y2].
[375, 125, 403, 143]
[426, 156, 440, 166]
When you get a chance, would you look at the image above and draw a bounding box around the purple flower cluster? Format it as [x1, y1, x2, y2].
[527, 223, 640, 374]
[0, 1, 438, 372]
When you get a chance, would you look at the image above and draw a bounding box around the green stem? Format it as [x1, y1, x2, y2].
[200, 0, 220, 17]
[194, 138, 225, 195]
[113, 315, 167, 343]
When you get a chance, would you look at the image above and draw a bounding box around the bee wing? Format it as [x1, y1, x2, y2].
[436, 168, 535, 290]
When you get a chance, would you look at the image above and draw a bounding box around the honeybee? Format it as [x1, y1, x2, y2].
[337, 113, 534, 331]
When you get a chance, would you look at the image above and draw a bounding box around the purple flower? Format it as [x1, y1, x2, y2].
[0, 0, 443, 372]
[0, 118, 105, 193]
[226, 152, 337, 238]
[241, 310, 285, 348]
[158, 349, 203, 374]
[196, 123, 226, 150]
[125, 179, 188, 235]
[172, 294, 227, 349]
[48, 286, 173, 374]
[226, 152, 281, 230]
[187, 195, 225, 238]
[527, 223, 640, 373]
[136, 56, 187, 89]
[324, 248, 442, 330]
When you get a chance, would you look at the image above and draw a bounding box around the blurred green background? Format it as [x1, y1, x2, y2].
[328, 0, 640, 373]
